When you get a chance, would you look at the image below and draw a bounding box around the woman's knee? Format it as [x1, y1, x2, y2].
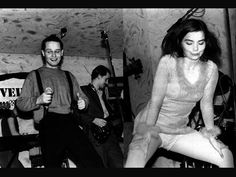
[135, 122, 161, 137]
[128, 133, 161, 161]
[128, 134, 149, 152]
[218, 148, 234, 168]
[125, 135, 154, 168]
[129, 130, 161, 148]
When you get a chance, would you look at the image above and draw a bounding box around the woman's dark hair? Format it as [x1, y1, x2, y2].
[161, 18, 221, 66]
[91, 65, 111, 80]
[41, 34, 64, 65]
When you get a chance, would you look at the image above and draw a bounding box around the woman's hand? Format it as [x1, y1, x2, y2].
[200, 126, 226, 158]
[200, 126, 221, 138]
[209, 136, 226, 158]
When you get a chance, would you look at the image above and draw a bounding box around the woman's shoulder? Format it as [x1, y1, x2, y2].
[159, 54, 176, 65]
[205, 60, 218, 73]
[206, 60, 217, 68]
[204, 60, 218, 81]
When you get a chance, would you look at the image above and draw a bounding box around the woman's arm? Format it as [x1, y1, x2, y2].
[200, 63, 226, 158]
[145, 56, 169, 125]
[200, 62, 219, 130]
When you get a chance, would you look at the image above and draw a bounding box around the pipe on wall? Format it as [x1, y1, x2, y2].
[224, 8, 236, 157]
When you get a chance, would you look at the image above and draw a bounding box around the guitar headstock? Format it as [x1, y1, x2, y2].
[101, 30, 108, 40]
[100, 30, 109, 48]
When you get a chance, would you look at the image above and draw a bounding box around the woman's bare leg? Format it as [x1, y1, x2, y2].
[170, 131, 234, 168]
[125, 133, 162, 168]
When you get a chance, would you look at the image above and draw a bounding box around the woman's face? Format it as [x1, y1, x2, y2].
[181, 31, 206, 61]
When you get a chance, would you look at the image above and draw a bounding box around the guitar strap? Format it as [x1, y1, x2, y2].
[34, 69, 47, 117]
[64, 71, 74, 110]
[34, 70, 44, 95]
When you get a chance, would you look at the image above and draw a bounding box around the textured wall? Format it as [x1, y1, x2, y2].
[123, 9, 153, 116]
[0, 8, 124, 59]
[146, 8, 234, 75]
[0, 8, 124, 84]
[228, 9, 236, 81]
[123, 8, 236, 117]
[201, 9, 233, 76]
[0, 53, 123, 85]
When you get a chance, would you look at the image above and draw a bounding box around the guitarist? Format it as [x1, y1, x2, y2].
[79, 65, 124, 168]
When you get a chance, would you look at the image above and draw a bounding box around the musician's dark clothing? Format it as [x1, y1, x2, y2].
[80, 84, 124, 168]
[16, 67, 104, 168]
[39, 112, 104, 167]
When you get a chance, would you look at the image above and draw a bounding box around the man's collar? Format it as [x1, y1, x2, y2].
[89, 83, 97, 92]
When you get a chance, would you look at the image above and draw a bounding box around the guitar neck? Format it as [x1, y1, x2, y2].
[107, 57, 116, 78]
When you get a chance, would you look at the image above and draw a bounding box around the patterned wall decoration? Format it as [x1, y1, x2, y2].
[0, 8, 124, 59]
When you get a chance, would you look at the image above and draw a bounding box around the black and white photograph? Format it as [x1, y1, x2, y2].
[0, 8, 235, 168]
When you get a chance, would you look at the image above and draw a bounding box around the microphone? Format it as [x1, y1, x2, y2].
[45, 87, 53, 96]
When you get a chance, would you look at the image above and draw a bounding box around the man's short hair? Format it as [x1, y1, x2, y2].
[41, 34, 64, 51]
[91, 65, 111, 80]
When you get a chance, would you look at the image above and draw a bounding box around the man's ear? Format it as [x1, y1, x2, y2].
[97, 75, 102, 79]
[41, 50, 45, 57]
[61, 50, 64, 55]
